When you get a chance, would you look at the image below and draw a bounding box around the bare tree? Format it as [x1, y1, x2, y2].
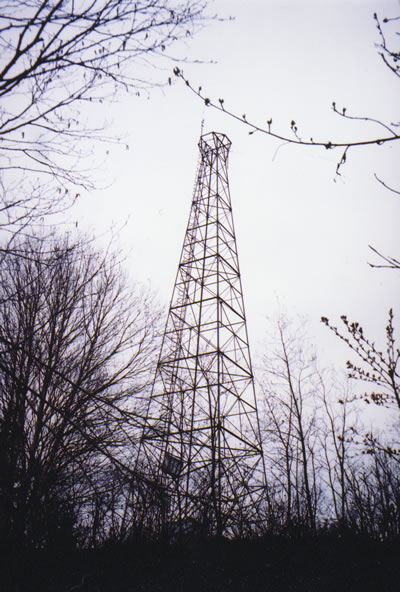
[0, 233, 161, 549]
[320, 310, 400, 540]
[0, 0, 210, 236]
[258, 315, 400, 540]
[318, 377, 360, 530]
[260, 318, 323, 533]
[346, 441, 400, 541]
[321, 310, 400, 465]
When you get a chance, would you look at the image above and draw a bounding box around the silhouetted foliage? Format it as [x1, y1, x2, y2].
[259, 317, 400, 542]
[0, 234, 160, 549]
[0, 3, 398, 559]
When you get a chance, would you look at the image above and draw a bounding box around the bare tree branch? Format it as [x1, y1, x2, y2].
[368, 244, 400, 269]
[0, 233, 162, 547]
[173, 13, 400, 177]
[321, 311, 400, 411]
[0, 0, 212, 234]
[174, 67, 399, 158]
[374, 174, 400, 196]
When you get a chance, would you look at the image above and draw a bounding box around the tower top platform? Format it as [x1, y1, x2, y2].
[199, 131, 232, 153]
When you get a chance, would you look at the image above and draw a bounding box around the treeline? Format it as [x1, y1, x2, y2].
[0, 234, 162, 552]
[258, 317, 400, 541]
[0, 0, 211, 558]
[0, 234, 399, 554]
[0, 6, 398, 590]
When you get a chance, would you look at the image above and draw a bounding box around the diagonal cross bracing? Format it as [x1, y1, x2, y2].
[137, 132, 267, 537]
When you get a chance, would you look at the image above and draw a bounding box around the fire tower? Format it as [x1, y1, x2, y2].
[138, 132, 266, 537]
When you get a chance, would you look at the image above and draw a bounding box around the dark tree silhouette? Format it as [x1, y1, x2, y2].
[260, 317, 400, 540]
[0, 234, 161, 549]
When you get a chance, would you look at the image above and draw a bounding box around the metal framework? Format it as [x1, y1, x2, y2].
[138, 132, 266, 537]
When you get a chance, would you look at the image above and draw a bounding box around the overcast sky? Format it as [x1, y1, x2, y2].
[70, 0, 400, 373]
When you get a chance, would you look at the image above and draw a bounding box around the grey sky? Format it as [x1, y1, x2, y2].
[71, 0, 400, 372]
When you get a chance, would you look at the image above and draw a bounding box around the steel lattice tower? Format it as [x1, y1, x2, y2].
[138, 132, 266, 537]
